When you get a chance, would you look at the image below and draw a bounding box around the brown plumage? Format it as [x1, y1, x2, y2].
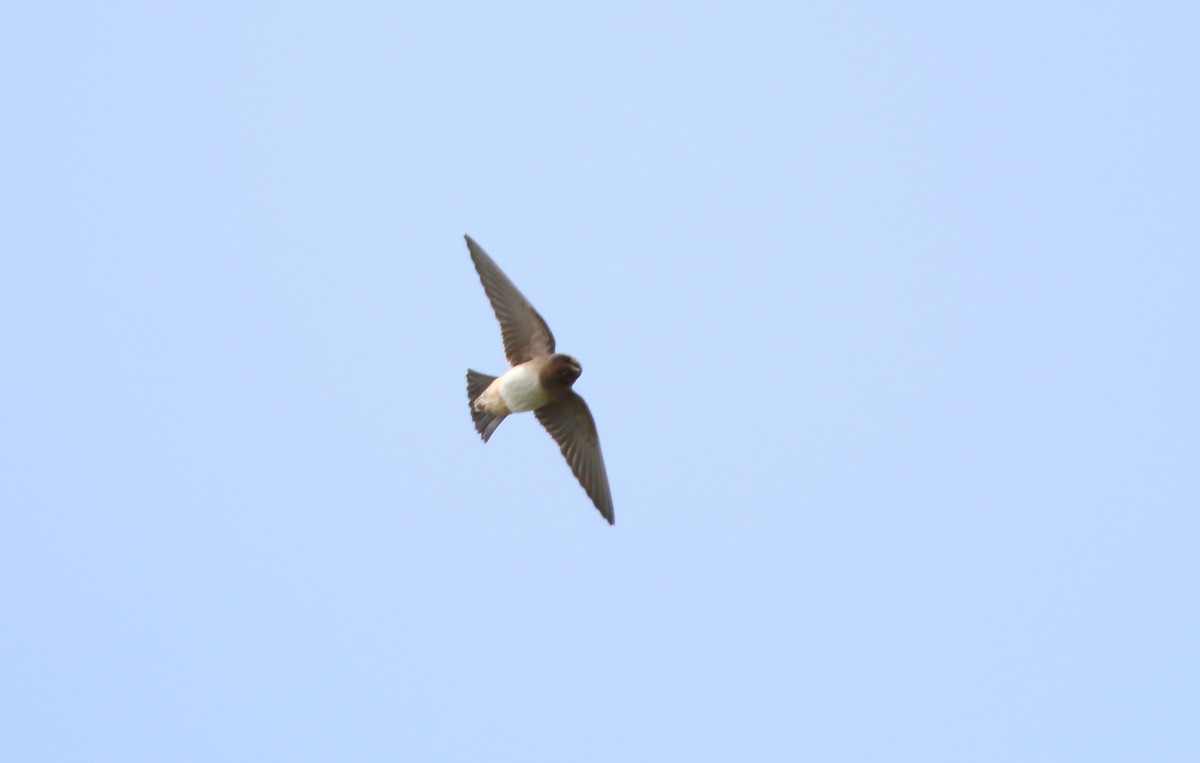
[464, 235, 614, 525]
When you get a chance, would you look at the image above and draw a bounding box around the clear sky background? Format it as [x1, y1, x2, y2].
[3, 2, 1197, 760]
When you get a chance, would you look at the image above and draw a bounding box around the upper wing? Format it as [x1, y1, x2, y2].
[465, 235, 556, 366]
[534, 391, 614, 524]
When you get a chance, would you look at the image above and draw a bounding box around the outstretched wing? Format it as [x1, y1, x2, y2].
[534, 391, 614, 524]
[465, 235, 556, 366]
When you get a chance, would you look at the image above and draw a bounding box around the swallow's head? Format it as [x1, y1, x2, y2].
[545, 353, 582, 389]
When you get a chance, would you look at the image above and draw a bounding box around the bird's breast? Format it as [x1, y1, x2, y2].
[496, 362, 553, 413]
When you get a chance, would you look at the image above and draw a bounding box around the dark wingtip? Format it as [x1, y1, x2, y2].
[602, 501, 615, 524]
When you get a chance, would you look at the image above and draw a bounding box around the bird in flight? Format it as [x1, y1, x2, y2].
[464, 235, 614, 524]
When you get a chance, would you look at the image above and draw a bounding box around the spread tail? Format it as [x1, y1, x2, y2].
[466, 369, 504, 442]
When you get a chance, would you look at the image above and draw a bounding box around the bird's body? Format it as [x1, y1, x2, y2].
[476, 358, 555, 416]
[463, 235, 614, 524]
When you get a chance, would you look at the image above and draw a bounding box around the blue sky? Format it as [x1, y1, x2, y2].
[3, 2, 1197, 760]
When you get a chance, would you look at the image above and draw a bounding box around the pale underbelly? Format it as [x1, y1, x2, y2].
[497, 363, 551, 412]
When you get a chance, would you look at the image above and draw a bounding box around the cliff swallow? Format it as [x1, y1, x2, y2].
[464, 235, 614, 525]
